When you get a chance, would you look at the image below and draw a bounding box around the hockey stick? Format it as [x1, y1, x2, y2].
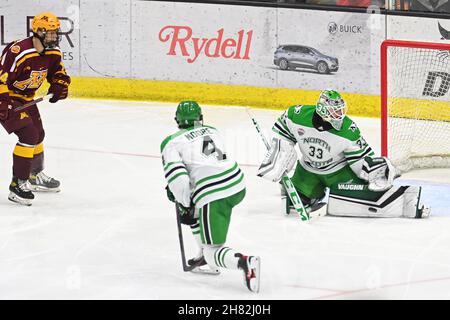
[175, 203, 197, 272]
[13, 94, 54, 113]
[246, 108, 310, 221]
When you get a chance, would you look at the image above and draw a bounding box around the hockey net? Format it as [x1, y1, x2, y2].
[381, 40, 450, 173]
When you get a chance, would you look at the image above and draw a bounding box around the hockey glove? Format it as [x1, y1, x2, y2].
[0, 98, 12, 121]
[166, 185, 176, 202]
[48, 74, 71, 103]
[359, 156, 398, 192]
[176, 202, 196, 226]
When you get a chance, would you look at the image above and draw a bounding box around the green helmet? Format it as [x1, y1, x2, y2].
[315, 89, 347, 130]
[175, 100, 203, 128]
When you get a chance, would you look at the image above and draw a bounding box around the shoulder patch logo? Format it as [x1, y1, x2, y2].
[297, 128, 305, 136]
[20, 112, 29, 120]
[349, 122, 358, 132]
[11, 45, 20, 54]
[294, 105, 302, 114]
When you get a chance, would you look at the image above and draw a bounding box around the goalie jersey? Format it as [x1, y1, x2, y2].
[273, 105, 374, 175]
[161, 125, 245, 208]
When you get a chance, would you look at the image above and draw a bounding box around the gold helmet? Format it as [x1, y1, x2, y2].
[32, 12, 60, 32]
[32, 12, 61, 48]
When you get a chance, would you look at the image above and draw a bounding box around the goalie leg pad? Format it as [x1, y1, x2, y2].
[327, 183, 430, 218]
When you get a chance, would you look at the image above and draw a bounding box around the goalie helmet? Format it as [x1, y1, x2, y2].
[175, 101, 203, 129]
[315, 89, 347, 131]
[32, 12, 61, 49]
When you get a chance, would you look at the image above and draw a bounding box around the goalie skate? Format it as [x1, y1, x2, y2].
[284, 195, 326, 217]
[188, 256, 220, 275]
[29, 172, 60, 192]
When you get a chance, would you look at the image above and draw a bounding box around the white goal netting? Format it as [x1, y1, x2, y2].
[384, 42, 450, 172]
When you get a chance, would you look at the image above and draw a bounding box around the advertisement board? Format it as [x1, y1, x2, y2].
[1, 0, 443, 101]
[0, 0, 80, 75]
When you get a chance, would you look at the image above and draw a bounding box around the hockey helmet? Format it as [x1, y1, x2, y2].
[32, 12, 61, 49]
[316, 89, 347, 130]
[175, 101, 203, 128]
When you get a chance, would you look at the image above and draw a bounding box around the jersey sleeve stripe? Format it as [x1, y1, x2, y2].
[273, 122, 295, 141]
[275, 117, 292, 135]
[193, 172, 244, 205]
[345, 147, 374, 162]
[167, 171, 188, 184]
[1, 52, 7, 65]
[277, 116, 291, 132]
[163, 161, 184, 171]
[193, 167, 241, 199]
[192, 168, 241, 201]
[344, 145, 370, 156]
[272, 127, 296, 143]
[9, 48, 37, 70]
[195, 162, 238, 187]
[165, 165, 187, 179]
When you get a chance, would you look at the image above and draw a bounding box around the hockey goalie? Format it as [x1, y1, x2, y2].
[257, 89, 431, 219]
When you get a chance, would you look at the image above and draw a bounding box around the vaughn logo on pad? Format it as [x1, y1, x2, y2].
[159, 26, 253, 64]
[337, 184, 365, 191]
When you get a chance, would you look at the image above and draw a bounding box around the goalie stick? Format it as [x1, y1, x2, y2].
[13, 94, 54, 113]
[246, 108, 310, 221]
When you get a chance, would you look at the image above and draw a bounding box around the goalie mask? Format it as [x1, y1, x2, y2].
[175, 101, 203, 129]
[315, 90, 347, 131]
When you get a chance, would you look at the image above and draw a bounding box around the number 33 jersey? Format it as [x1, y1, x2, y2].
[161, 125, 245, 208]
[273, 105, 374, 175]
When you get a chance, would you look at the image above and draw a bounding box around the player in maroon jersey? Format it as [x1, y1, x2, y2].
[0, 12, 71, 206]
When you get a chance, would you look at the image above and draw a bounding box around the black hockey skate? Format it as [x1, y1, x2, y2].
[29, 171, 60, 192]
[188, 256, 207, 268]
[236, 253, 260, 293]
[188, 255, 220, 275]
[8, 178, 34, 206]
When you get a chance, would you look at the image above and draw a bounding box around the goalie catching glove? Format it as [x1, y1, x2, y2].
[257, 137, 297, 182]
[359, 156, 399, 192]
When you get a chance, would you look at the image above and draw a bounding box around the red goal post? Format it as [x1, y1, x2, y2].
[381, 39, 450, 172]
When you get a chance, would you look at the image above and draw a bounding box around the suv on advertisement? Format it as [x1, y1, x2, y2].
[274, 45, 339, 74]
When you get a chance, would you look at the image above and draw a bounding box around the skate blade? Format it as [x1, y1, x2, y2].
[249, 256, 261, 293]
[29, 185, 60, 193]
[190, 266, 221, 275]
[8, 193, 32, 206]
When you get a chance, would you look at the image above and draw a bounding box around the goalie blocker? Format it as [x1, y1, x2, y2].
[328, 183, 430, 218]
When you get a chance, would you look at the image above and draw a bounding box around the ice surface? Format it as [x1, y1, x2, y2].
[0, 99, 448, 299]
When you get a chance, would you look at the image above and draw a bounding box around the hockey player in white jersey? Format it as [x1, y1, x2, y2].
[161, 101, 260, 293]
[258, 90, 430, 219]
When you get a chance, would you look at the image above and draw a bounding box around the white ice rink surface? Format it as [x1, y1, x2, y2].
[0, 99, 449, 300]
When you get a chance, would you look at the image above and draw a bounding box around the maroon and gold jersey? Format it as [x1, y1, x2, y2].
[0, 37, 70, 103]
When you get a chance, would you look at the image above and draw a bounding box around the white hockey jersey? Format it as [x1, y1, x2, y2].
[273, 105, 374, 175]
[161, 125, 245, 208]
